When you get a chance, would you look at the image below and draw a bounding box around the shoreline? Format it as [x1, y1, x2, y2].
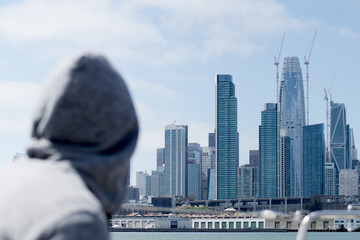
[109, 228, 347, 233]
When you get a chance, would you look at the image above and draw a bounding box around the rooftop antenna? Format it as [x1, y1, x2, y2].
[274, 32, 286, 104]
[304, 30, 317, 125]
[324, 71, 337, 163]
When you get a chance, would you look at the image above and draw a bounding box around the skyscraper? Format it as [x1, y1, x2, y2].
[164, 124, 188, 197]
[330, 101, 350, 171]
[201, 146, 216, 200]
[278, 130, 290, 197]
[279, 56, 306, 197]
[156, 148, 165, 171]
[215, 74, 238, 200]
[259, 103, 278, 198]
[303, 123, 325, 197]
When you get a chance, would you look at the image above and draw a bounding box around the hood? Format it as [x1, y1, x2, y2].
[27, 53, 138, 214]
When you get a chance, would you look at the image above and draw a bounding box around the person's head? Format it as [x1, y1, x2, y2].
[27, 53, 139, 214]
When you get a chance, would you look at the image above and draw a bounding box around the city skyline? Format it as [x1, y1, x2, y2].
[0, 1, 360, 186]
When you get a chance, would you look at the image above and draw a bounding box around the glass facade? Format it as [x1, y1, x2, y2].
[279, 56, 305, 197]
[216, 74, 238, 200]
[303, 124, 325, 197]
[259, 103, 278, 198]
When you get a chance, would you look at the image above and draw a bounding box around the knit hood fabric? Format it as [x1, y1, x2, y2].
[26, 53, 138, 214]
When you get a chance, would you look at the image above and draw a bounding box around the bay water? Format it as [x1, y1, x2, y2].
[110, 232, 360, 240]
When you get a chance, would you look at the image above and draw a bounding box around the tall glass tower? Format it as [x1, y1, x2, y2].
[259, 103, 278, 198]
[279, 56, 305, 197]
[215, 74, 238, 200]
[303, 123, 325, 197]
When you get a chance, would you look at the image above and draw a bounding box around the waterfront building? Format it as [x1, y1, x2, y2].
[215, 74, 238, 200]
[279, 56, 306, 197]
[259, 103, 278, 198]
[339, 169, 359, 196]
[303, 124, 325, 197]
[208, 169, 216, 200]
[164, 124, 188, 197]
[278, 130, 290, 197]
[201, 147, 216, 200]
[324, 162, 336, 196]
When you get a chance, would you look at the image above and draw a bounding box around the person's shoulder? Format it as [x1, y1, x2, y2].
[40, 211, 109, 240]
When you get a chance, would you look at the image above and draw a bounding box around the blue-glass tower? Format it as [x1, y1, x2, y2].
[215, 74, 238, 200]
[279, 56, 306, 197]
[303, 123, 325, 197]
[259, 103, 278, 198]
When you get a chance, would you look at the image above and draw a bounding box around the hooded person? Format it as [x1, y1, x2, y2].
[0, 53, 138, 239]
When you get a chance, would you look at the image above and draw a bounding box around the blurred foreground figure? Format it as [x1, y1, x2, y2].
[0, 54, 138, 239]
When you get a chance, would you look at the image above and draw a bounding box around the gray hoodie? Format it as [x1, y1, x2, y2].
[0, 53, 138, 239]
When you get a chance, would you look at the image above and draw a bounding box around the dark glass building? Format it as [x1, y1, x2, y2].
[303, 124, 325, 196]
[259, 103, 278, 198]
[215, 74, 238, 200]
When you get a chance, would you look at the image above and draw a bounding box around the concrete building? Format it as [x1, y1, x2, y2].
[201, 147, 216, 200]
[339, 169, 359, 196]
[325, 162, 336, 196]
[164, 124, 188, 197]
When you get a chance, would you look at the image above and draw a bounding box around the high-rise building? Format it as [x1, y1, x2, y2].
[136, 171, 150, 198]
[156, 148, 165, 171]
[330, 101, 350, 171]
[339, 169, 359, 196]
[201, 147, 216, 200]
[303, 124, 325, 197]
[259, 103, 278, 198]
[249, 150, 259, 167]
[324, 162, 336, 196]
[215, 74, 238, 200]
[278, 130, 290, 197]
[188, 143, 202, 164]
[208, 132, 215, 148]
[150, 170, 165, 197]
[164, 124, 188, 197]
[187, 162, 201, 200]
[279, 56, 306, 197]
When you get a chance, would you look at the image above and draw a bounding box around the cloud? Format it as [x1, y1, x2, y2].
[0, 0, 306, 63]
[339, 26, 360, 40]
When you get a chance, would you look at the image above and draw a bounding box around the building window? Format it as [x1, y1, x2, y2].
[229, 222, 234, 229]
[251, 222, 256, 229]
[208, 222, 213, 229]
[236, 222, 241, 229]
[259, 222, 264, 229]
[194, 222, 199, 229]
[222, 222, 227, 229]
[244, 222, 249, 228]
[201, 222, 206, 229]
[215, 222, 220, 229]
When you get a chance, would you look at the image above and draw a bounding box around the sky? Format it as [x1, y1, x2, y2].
[0, 0, 360, 185]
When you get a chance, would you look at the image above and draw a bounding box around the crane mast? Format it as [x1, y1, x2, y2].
[304, 30, 317, 125]
[274, 33, 286, 104]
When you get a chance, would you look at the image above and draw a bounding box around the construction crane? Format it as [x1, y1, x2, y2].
[304, 30, 317, 125]
[324, 72, 337, 163]
[274, 32, 286, 104]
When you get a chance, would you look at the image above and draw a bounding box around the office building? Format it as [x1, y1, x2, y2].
[150, 170, 165, 197]
[208, 132, 215, 148]
[339, 169, 359, 196]
[324, 162, 336, 196]
[303, 124, 325, 197]
[215, 74, 238, 200]
[136, 171, 150, 198]
[188, 162, 201, 200]
[278, 130, 290, 197]
[279, 56, 306, 197]
[164, 124, 188, 197]
[201, 147, 216, 200]
[259, 103, 278, 198]
[157, 148, 165, 171]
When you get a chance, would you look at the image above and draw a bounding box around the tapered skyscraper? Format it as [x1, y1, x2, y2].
[279, 56, 305, 197]
[215, 74, 238, 200]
